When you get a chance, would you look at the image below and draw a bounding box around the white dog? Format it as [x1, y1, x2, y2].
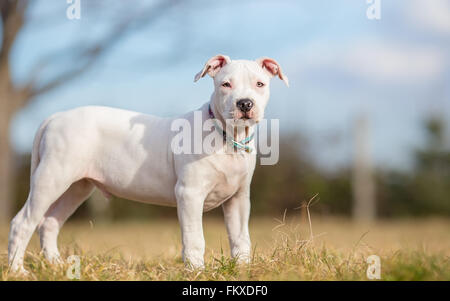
[8, 55, 288, 273]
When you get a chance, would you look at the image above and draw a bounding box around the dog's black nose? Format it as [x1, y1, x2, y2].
[236, 99, 254, 113]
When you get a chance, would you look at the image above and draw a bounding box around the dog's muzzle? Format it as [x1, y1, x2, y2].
[236, 98, 253, 113]
[236, 98, 254, 119]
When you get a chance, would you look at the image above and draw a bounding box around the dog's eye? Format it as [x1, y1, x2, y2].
[222, 82, 231, 88]
[256, 82, 265, 87]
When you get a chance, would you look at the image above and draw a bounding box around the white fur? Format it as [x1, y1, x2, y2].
[8, 55, 288, 273]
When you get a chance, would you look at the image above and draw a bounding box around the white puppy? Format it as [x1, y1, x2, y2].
[8, 55, 288, 273]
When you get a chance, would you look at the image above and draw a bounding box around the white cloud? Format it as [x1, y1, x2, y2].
[406, 0, 450, 34]
[342, 40, 446, 82]
[288, 39, 447, 84]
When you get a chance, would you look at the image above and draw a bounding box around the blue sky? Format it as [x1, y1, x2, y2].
[9, 0, 450, 171]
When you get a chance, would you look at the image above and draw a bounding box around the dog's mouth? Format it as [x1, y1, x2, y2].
[234, 112, 259, 126]
[240, 113, 251, 120]
[235, 110, 255, 121]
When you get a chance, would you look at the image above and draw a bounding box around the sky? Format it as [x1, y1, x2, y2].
[8, 0, 450, 171]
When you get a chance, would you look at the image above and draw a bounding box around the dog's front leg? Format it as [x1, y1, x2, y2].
[222, 186, 251, 264]
[175, 183, 206, 269]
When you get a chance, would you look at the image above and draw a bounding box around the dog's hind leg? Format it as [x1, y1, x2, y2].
[37, 179, 94, 263]
[8, 159, 79, 273]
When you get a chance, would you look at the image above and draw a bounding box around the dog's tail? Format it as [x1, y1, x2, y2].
[30, 114, 58, 178]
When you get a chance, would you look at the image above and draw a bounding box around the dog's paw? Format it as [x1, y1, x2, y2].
[9, 265, 30, 277]
[47, 254, 63, 265]
[42, 249, 63, 265]
[232, 252, 251, 265]
[184, 257, 205, 271]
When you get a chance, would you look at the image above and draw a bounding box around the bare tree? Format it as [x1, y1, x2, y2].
[0, 0, 185, 223]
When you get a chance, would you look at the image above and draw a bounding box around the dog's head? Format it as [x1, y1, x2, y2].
[194, 55, 289, 125]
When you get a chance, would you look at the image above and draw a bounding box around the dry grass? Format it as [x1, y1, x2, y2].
[0, 212, 449, 280]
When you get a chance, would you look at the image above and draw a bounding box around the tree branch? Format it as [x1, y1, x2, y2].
[0, 0, 28, 65]
[17, 0, 182, 108]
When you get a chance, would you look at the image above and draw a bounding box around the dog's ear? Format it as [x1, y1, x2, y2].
[256, 57, 289, 87]
[194, 54, 231, 82]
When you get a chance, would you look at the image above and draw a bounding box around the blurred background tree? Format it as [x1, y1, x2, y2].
[378, 117, 450, 216]
[0, 0, 186, 223]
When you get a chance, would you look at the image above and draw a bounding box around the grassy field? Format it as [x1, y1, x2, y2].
[0, 213, 449, 281]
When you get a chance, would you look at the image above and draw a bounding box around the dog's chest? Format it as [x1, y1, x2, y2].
[202, 154, 254, 211]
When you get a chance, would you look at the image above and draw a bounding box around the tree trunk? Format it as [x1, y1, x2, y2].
[0, 57, 19, 224]
[0, 89, 13, 224]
